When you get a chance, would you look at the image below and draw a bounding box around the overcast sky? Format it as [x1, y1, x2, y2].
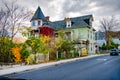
[1, 0, 120, 31]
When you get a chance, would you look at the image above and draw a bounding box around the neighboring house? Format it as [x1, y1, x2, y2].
[31, 6, 96, 55]
[95, 31, 106, 47]
[95, 31, 105, 40]
[95, 31, 120, 47]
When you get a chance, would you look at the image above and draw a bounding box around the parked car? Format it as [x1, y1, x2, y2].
[110, 49, 119, 56]
[118, 49, 120, 54]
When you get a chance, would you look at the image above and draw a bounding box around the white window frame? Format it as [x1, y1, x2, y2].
[66, 20, 71, 28]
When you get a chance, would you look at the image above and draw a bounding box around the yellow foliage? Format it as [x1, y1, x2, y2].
[31, 40, 35, 46]
[42, 36, 50, 43]
[25, 55, 34, 64]
[11, 46, 21, 63]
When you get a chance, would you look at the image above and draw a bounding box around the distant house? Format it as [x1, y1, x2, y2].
[95, 31, 120, 47]
[31, 6, 96, 55]
[95, 31, 105, 40]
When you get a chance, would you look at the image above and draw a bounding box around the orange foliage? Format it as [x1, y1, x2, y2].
[11, 46, 21, 63]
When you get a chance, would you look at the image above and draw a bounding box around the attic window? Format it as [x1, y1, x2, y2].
[66, 20, 71, 28]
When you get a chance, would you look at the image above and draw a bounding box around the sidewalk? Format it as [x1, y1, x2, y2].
[0, 54, 106, 76]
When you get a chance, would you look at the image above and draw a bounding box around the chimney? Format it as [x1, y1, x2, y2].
[46, 16, 50, 21]
[64, 17, 70, 21]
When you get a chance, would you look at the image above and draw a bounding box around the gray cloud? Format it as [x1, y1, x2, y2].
[0, 0, 120, 30]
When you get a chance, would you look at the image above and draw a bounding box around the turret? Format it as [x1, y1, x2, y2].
[30, 6, 45, 29]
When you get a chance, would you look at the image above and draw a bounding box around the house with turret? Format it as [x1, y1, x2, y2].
[30, 6, 96, 55]
[30, 7, 54, 37]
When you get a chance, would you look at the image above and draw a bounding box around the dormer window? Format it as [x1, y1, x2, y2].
[64, 17, 71, 28]
[67, 20, 71, 28]
[66, 19, 71, 28]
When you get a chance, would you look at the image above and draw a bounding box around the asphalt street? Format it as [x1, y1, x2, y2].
[5, 55, 120, 80]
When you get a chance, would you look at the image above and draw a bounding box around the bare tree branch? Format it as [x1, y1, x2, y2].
[99, 16, 120, 50]
[0, 0, 32, 40]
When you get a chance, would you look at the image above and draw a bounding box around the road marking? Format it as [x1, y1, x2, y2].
[96, 59, 107, 61]
[104, 58, 119, 64]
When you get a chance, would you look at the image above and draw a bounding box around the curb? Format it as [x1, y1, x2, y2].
[0, 54, 107, 76]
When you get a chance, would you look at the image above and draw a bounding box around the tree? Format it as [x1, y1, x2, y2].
[49, 30, 74, 59]
[11, 46, 21, 63]
[0, 37, 15, 62]
[26, 36, 48, 63]
[100, 16, 120, 50]
[0, 0, 32, 63]
[102, 43, 106, 50]
[0, 0, 32, 40]
[102, 39, 119, 50]
[20, 43, 30, 62]
[109, 39, 119, 49]
[19, 26, 32, 38]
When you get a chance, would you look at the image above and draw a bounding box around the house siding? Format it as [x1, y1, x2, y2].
[65, 27, 95, 55]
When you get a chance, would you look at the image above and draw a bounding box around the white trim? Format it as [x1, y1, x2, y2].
[66, 20, 71, 28]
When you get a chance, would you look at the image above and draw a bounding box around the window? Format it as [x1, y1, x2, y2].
[32, 21, 35, 26]
[38, 21, 40, 25]
[66, 20, 71, 28]
[38, 20, 42, 26]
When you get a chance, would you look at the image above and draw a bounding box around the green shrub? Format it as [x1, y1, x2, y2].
[21, 49, 30, 62]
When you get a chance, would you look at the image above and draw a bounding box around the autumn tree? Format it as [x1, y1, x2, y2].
[26, 36, 49, 63]
[11, 46, 21, 63]
[100, 16, 120, 50]
[0, 0, 32, 63]
[50, 30, 74, 59]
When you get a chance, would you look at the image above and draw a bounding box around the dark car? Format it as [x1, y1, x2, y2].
[118, 49, 120, 54]
[110, 49, 119, 56]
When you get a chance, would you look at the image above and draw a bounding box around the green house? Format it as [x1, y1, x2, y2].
[48, 15, 96, 55]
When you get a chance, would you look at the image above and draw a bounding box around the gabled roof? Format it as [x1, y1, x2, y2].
[31, 6, 45, 21]
[47, 15, 93, 30]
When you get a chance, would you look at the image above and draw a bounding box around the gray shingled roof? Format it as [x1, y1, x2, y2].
[47, 15, 93, 30]
[31, 6, 45, 21]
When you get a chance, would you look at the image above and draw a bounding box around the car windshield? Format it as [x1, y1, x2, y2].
[110, 49, 117, 51]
